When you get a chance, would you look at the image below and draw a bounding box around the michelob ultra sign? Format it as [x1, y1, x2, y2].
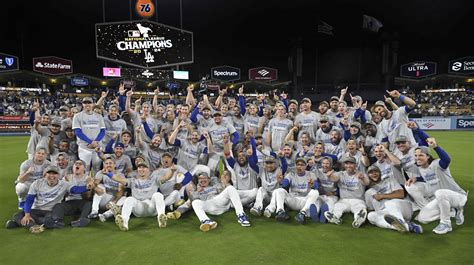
[96, 20, 193, 69]
[400, 61, 437, 79]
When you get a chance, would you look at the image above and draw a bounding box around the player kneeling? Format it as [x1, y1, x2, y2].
[323, 156, 369, 228]
[365, 166, 423, 234]
[189, 170, 250, 232]
[108, 162, 169, 231]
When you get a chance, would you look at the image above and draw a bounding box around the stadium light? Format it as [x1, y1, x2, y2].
[50, 78, 57, 84]
[101, 81, 108, 85]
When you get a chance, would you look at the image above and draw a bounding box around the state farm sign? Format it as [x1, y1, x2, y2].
[33, 56, 73, 75]
[249, 67, 278, 81]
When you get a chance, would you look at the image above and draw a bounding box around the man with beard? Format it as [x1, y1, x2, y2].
[371, 90, 417, 151]
[267, 104, 293, 152]
[324, 129, 346, 161]
[295, 98, 319, 143]
[362, 121, 381, 162]
[103, 104, 127, 145]
[207, 111, 239, 174]
[135, 126, 164, 171]
[190, 104, 214, 132]
[50, 139, 77, 163]
[98, 142, 133, 176]
[15, 147, 52, 210]
[313, 157, 338, 223]
[35, 117, 66, 156]
[316, 115, 338, 144]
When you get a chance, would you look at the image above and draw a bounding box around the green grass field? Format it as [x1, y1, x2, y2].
[1, 132, 473, 265]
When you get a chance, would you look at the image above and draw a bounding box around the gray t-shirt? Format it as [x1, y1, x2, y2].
[208, 122, 237, 152]
[28, 178, 71, 211]
[64, 174, 88, 201]
[126, 174, 162, 201]
[151, 165, 187, 197]
[295, 111, 319, 142]
[18, 159, 52, 185]
[334, 171, 368, 200]
[268, 117, 293, 151]
[72, 111, 106, 147]
[176, 139, 207, 171]
[233, 163, 258, 190]
[94, 171, 124, 196]
[285, 171, 317, 197]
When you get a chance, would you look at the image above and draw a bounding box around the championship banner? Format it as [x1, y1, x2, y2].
[0, 52, 19, 72]
[211, 66, 241, 82]
[400, 61, 437, 79]
[33, 56, 73, 75]
[96, 20, 193, 69]
[448, 56, 474, 75]
[249, 67, 278, 81]
[411, 118, 451, 130]
[121, 68, 171, 79]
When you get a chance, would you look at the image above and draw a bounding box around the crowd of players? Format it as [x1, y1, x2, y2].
[5, 84, 468, 235]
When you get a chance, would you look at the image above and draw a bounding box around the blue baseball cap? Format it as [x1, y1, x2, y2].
[115, 142, 125, 149]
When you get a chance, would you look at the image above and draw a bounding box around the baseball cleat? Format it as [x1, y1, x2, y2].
[98, 214, 107, 223]
[295, 211, 306, 225]
[166, 211, 182, 220]
[309, 204, 319, 223]
[237, 213, 251, 227]
[250, 207, 262, 217]
[384, 214, 408, 233]
[115, 215, 129, 231]
[455, 207, 464, 225]
[319, 203, 329, 223]
[174, 199, 186, 208]
[5, 219, 19, 229]
[200, 219, 218, 232]
[324, 211, 342, 225]
[87, 210, 99, 219]
[107, 202, 121, 217]
[408, 222, 423, 234]
[158, 214, 167, 228]
[71, 218, 91, 227]
[263, 208, 273, 218]
[275, 210, 290, 222]
[433, 222, 452, 234]
[352, 209, 367, 228]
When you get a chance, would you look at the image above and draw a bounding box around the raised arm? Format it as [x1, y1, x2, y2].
[96, 90, 108, 108]
[168, 121, 185, 146]
[386, 90, 416, 110]
[125, 89, 134, 114]
[152, 87, 160, 113]
[185, 84, 196, 107]
[428, 138, 451, 169]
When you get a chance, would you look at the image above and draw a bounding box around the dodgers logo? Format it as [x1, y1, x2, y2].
[5, 57, 14, 66]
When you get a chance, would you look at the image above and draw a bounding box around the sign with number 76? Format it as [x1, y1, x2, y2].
[135, 0, 155, 18]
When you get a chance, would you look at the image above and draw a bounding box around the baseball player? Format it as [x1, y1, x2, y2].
[98, 142, 133, 176]
[294, 98, 320, 142]
[407, 137, 467, 234]
[6, 165, 91, 233]
[312, 157, 338, 223]
[365, 165, 423, 234]
[207, 111, 239, 174]
[371, 144, 404, 185]
[266, 104, 293, 151]
[238, 86, 261, 135]
[103, 104, 127, 144]
[188, 171, 251, 232]
[15, 147, 51, 209]
[110, 162, 170, 231]
[72, 97, 106, 171]
[135, 126, 165, 171]
[324, 156, 370, 228]
[268, 157, 320, 224]
[88, 157, 126, 222]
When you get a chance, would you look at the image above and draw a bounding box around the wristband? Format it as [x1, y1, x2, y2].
[399, 95, 406, 101]
[106, 172, 113, 178]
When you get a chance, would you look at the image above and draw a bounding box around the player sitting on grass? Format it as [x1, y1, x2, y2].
[188, 170, 251, 232]
[268, 157, 320, 224]
[324, 156, 370, 228]
[407, 135, 467, 234]
[365, 165, 423, 234]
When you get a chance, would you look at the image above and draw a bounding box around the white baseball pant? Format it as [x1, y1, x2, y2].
[119, 192, 166, 226]
[367, 199, 413, 231]
[315, 194, 338, 212]
[254, 187, 274, 210]
[191, 186, 245, 222]
[405, 182, 434, 210]
[91, 184, 126, 211]
[416, 189, 467, 225]
[271, 188, 320, 214]
[333, 198, 367, 219]
[78, 145, 103, 171]
[237, 188, 258, 206]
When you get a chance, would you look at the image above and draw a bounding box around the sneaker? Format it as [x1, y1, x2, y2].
[352, 209, 367, 228]
[324, 211, 342, 225]
[319, 203, 329, 223]
[71, 218, 91, 227]
[408, 222, 423, 234]
[263, 208, 273, 218]
[455, 207, 464, 226]
[98, 214, 107, 223]
[5, 219, 18, 229]
[158, 214, 167, 228]
[115, 214, 128, 231]
[433, 222, 452, 235]
[107, 202, 121, 216]
[275, 209, 290, 222]
[295, 211, 306, 224]
[237, 213, 251, 227]
[29, 224, 45, 234]
[200, 219, 218, 232]
[250, 207, 262, 217]
[166, 211, 182, 220]
[87, 210, 99, 219]
[309, 204, 319, 223]
[384, 214, 408, 233]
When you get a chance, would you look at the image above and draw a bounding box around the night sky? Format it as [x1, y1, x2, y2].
[1, 0, 473, 83]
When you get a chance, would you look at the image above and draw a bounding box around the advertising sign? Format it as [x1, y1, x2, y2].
[173, 70, 189, 80]
[103, 67, 121, 77]
[448, 56, 474, 75]
[33, 56, 73, 75]
[248, 67, 278, 81]
[456, 118, 474, 129]
[211, 65, 241, 82]
[411, 118, 451, 130]
[121, 68, 171, 79]
[71, 77, 89, 86]
[96, 20, 193, 68]
[400, 61, 437, 79]
[0, 52, 19, 72]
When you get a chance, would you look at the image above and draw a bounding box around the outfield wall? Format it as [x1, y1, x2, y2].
[411, 116, 474, 130]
